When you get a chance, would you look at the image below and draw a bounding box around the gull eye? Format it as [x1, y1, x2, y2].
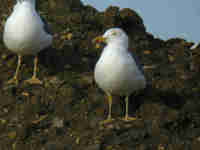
[111, 31, 117, 36]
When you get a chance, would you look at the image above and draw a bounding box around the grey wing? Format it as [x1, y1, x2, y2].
[128, 51, 144, 75]
[40, 16, 52, 35]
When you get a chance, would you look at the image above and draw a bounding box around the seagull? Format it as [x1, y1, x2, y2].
[190, 42, 200, 50]
[93, 28, 146, 124]
[3, 0, 52, 85]
[189, 42, 200, 71]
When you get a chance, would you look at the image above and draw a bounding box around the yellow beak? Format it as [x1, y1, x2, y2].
[92, 36, 106, 44]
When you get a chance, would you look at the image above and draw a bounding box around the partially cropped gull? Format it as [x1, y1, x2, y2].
[93, 28, 146, 124]
[3, 0, 52, 85]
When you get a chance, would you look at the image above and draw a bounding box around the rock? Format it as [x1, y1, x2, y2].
[119, 8, 145, 33]
[86, 144, 100, 150]
[0, 0, 200, 150]
[52, 117, 64, 128]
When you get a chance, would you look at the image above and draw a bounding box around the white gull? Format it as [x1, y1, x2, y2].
[93, 28, 146, 123]
[3, 0, 52, 85]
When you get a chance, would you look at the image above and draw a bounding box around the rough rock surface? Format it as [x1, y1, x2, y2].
[0, 0, 200, 150]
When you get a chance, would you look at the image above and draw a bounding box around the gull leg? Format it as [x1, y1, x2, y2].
[25, 55, 42, 84]
[7, 55, 22, 85]
[100, 92, 114, 124]
[122, 96, 137, 121]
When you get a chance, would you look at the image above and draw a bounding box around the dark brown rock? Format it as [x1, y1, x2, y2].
[0, 0, 199, 150]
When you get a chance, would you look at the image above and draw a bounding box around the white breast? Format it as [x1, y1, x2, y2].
[94, 45, 146, 95]
[3, 3, 52, 55]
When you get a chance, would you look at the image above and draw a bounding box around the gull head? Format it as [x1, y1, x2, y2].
[93, 28, 129, 47]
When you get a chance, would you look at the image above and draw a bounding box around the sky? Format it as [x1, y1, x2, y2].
[81, 0, 200, 43]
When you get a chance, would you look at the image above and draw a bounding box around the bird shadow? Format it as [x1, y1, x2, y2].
[38, 45, 84, 75]
[126, 84, 186, 116]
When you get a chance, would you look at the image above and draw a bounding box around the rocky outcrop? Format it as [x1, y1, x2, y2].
[0, 0, 199, 150]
